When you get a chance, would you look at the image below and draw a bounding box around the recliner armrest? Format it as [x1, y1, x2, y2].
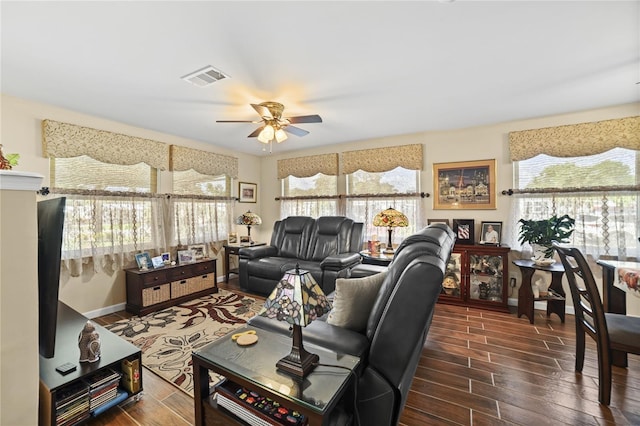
[320, 253, 362, 270]
[238, 245, 278, 260]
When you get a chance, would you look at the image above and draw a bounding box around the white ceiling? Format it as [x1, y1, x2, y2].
[2, 1, 638, 156]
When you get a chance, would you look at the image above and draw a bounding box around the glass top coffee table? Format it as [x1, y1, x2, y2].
[192, 325, 360, 426]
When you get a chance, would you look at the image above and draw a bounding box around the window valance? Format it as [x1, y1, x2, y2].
[42, 119, 170, 170]
[170, 145, 238, 178]
[277, 153, 338, 179]
[509, 116, 640, 161]
[341, 144, 423, 174]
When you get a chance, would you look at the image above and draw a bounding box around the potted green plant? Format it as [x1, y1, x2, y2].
[517, 214, 575, 261]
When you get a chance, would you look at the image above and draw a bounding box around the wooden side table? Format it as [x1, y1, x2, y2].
[223, 243, 265, 283]
[513, 259, 566, 324]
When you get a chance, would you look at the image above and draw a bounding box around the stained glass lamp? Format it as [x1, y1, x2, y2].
[235, 211, 262, 243]
[258, 265, 332, 378]
[373, 207, 409, 254]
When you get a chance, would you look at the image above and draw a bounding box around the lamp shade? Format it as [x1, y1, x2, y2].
[259, 267, 332, 326]
[258, 266, 332, 377]
[373, 207, 409, 228]
[235, 211, 262, 226]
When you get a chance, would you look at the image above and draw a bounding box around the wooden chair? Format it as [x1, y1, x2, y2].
[553, 243, 640, 405]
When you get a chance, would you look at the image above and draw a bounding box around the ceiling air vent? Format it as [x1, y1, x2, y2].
[181, 65, 229, 87]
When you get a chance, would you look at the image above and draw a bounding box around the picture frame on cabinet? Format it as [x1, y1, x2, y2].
[453, 219, 475, 245]
[433, 159, 496, 210]
[135, 252, 153, 270]
[151, 255, 165, 269]
[479, 221, 502, 245]
[188, 244, 207, 260]
[161, 252, 171, 265]
[177, 249, 196, 264]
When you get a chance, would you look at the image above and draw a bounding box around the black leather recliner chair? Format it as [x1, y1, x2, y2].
[238, 216, 364, 295]
[249, 223, 456, 425]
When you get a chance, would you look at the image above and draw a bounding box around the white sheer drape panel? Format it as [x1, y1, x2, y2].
[346, 196, 423, 246]
[280, 198, 340, 218]
[59, 194, 167, 276]
[172, 197, 233, 247]
[508, 192, 639, 260]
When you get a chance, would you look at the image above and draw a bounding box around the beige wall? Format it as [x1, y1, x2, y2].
[2, 93, 639, 318]
[0, 173, 43, 426]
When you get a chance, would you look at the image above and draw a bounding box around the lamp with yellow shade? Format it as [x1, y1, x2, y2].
[373, 207, 409, 254]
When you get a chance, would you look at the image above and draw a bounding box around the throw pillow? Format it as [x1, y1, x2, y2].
[327, 271, 387, 333]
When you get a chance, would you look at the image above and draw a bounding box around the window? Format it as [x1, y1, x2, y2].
[172, 169, 230, 196]
[346, 167, 422, 245]
[280, 173, 339, 218]
[511, 148, 639, 260]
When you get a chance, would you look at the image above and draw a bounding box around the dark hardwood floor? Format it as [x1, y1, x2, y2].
[88, 278, 640, 425]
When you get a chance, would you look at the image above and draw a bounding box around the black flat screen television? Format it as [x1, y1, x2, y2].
[37, 197, 66, 359]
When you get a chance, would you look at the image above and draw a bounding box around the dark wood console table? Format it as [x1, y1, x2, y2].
[513, 259, 566, 324]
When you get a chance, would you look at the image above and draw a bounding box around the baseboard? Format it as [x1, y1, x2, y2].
[508, 297, 575, 316]
[83, 302, 127, 319]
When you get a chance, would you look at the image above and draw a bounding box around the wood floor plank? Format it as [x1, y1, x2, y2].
[90, 280, 640, 426]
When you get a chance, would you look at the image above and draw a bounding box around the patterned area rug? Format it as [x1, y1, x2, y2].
[105, 289, 262, 397]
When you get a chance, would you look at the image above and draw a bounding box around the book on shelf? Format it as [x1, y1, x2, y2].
[55, 380, 89, 408]
[86, 368, 120, 389]
[121, 357, 141, 394]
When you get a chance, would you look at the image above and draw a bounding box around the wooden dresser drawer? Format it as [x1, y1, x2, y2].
[141, 270, 168, 285]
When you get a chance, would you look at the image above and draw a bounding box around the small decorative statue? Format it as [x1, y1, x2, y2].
[78, 321, 101, 363]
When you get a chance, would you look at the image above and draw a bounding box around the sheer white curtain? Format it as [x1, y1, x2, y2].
[172, 196, 234, 259]
[59, 193, 168, 276]
[508, 192, 639, 261]
[346, 196, 423, 247]
[280, 198, 340, 218]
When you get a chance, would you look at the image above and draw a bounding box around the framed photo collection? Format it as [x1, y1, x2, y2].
[452, 219, 475, 245]
[480, 221, 502, 245]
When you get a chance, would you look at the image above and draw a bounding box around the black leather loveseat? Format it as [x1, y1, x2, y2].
[249, 223, 456, 425]
[238, 216, 364, 295]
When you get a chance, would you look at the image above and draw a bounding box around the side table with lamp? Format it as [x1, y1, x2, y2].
[235, 210, 261, 244]
[373, 207, 408, 254]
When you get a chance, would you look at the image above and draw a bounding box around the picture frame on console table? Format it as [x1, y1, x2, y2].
[135, 252, 153, 270]
[177, 249, 196, 264]
[453, 219, 475, 245]
[433, 159, 496, 210]
[188, 243, 207, 260]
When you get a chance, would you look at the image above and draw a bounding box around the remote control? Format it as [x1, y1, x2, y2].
[55, 362, 77, 375]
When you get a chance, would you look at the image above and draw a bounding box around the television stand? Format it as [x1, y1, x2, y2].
[39, 302, 143, 426]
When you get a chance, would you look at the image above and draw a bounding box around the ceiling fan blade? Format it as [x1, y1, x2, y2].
[251, 103, 274, 120]
[286, 114, 322, 124]
[247, 126, 264, 138]
[284, 125, 310, 137]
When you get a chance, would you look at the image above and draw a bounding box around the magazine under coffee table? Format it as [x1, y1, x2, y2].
[192, 325, 360, 426]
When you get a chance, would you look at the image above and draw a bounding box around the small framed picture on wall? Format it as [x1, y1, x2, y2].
[239, 182, 257, 203]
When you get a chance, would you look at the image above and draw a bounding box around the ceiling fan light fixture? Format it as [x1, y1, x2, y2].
[275, 128, 288, 143]
[257, 131, 270, 143]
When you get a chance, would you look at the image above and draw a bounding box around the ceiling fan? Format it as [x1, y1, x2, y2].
[217, 101, 322, 146]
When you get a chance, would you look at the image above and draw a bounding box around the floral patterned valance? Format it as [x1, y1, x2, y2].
[277, 153, 338, 179]
[509, 116, 640, 161]
[341, 144, 423, 174]
[42, 119, 170, 170]
[170, 145, 238, 178]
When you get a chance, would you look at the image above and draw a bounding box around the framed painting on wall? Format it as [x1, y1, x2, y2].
[239, 182, 257, 203]
[433, 159, 496, 210]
